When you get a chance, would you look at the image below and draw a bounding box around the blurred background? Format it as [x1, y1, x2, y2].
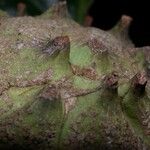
[0, 0, 149, 47]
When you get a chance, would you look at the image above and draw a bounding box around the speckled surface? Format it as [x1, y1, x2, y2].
[0, 3, 150, 149]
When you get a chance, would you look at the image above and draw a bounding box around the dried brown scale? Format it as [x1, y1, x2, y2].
[88, 38, 109, 53]
[38, 85, 59, 101]
[103, 72, 119, 89]
[42, 36, 70, 55]
[130, 72, 147, 97]
[71, 65, 98, 80]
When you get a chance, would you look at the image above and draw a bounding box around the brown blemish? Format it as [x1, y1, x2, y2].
[71, 65, 98, 80]
[14, 69, 53, 87]
[0, 82, 10, 95]
[42, 36, 70, 55]
[103, 72, 119, 89]
[88, 38, 109, 53]
[38, 85, 59, 101]
[132, 71, 147, 96]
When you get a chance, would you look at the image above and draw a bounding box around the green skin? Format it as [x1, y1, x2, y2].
[0, 4, 150, 149]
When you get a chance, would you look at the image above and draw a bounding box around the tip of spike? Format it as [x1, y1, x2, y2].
[120, 15, 133, 30]
[41, 1, 69, 19]
[110, 15, 133, 33]
[109, 15, 134, 48]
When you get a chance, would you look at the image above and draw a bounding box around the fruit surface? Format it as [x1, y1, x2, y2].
[0, 2, 150, 149]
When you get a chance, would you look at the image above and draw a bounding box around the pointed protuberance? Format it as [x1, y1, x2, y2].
[146, 81, 150, 99]
[50, 1, 68, 17]
[119, 15, 133, 30]
[133, 46, 150, 58]
[103, 72, 119, 89]
[38, 85, 60, 101]
[141, 47, 150, 77]
[111, 15, 132, 34]
[132, 46, 150, 77]
[119, 72, 147, 100]
[41, 1, 69, 19]
[131, 72, 147, 96]
[109, 15, 134, 48]
[0, 10, 9, 18]
[42, 36, 70, 56]
[121, 72, 149, 145]
[100, 72, 119, 108]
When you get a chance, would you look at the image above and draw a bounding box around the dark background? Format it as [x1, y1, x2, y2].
[89, 0, 150, 47]
[0, 0, 149, 47]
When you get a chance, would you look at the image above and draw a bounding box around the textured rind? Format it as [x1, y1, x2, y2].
[0, 5, 150, 150]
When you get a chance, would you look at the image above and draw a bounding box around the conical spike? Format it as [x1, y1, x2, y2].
[109, 15, 134, 48]
[130, 46, 150, 77]
[131, 71, 147, 96]
[146, 81, 150, 99]
[141, 47, 150, 77]
[41, 1, 69, 19]
[0, 10, 9, 18]
[42, 36, 70, 56]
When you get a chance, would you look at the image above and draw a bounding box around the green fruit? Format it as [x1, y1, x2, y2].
[0, 2, 150, 149]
